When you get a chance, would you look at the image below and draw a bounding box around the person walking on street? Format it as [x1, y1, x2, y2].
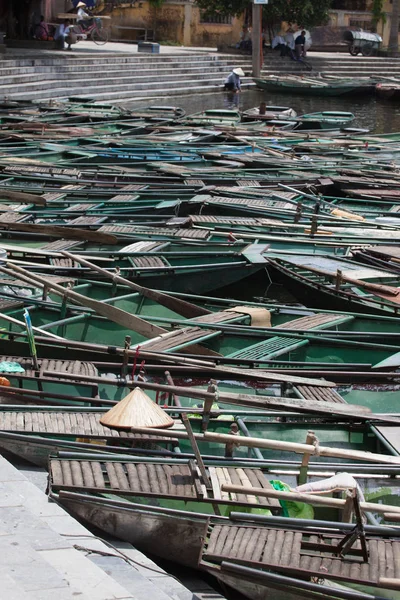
[224, 67, 245, 93]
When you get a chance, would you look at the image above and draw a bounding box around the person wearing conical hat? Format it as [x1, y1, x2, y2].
[76, 1, 93, 31]
[224, 67, 245, 93]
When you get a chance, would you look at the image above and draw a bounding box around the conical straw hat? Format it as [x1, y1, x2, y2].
[100, 387, 174, 430]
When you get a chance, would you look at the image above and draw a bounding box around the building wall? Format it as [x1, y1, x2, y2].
[327, 3, 400, 46]
[109, 1, 243, 46]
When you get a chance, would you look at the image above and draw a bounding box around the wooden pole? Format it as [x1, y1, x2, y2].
[252, 2, 262, 78]
[379, 579, 400, 590]
[220, 484, 400, 515]
[2, 263, 167, 340]
[298, 431, 316, 486]
[117, 425, 400, 465]
[204, 431, 400, 464]
[0, 310, 64, 340]
[0, 221, 118, 244]
[383, 513, 400, 522]
[0, 189, 46, 205]
[61, 251, 211, 319]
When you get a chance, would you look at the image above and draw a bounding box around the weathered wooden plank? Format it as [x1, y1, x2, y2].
[81, 462, 95, 487]
[70, 460, 84, 487]
[91, 461, 105, 488]
[105, 462, 120, 489]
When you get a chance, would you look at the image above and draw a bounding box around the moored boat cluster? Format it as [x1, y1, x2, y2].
[1, 97, 400, 599]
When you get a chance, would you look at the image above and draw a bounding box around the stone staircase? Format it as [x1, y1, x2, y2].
[0, 52, 253, 103]
[260, 52, 400, 78]
[3, 455, 222, 600]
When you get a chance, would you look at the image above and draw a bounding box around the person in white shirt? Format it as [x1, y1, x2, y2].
[272, 34, 285, 51]
[285, 29, 295, 51]
[54, 19, 71, 50]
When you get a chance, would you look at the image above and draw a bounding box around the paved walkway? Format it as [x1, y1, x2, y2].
[0, 454, 199, 600]
[3, 41, 218, 57]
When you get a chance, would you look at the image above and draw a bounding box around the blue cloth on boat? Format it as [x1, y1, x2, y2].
[0, 361, 25, 373]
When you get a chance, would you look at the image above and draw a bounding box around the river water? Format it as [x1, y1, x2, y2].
[138, 88, 400, 134]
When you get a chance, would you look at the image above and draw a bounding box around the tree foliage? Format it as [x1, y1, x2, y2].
[197, 0, 332, 28]
[371, 0, 386, 29]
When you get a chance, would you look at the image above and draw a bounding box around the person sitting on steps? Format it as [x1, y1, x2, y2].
[295, 30, 307, 58]
[54, 19, 72, 50]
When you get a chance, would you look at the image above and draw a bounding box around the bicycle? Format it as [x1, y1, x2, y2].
[73, 17, 109, 45]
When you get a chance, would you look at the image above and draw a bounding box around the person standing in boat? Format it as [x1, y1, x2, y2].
[224, 67, 245, 93]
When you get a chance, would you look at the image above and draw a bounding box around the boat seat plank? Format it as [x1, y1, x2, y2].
[275, 314, 354, 330]
[207, 196, 295, 210]
[51, 459, 282, 508]
[89, 461, 105, 488]
[43, 192, 69, 202]
[137, 327, 221, 352]
[41, 237, 81, 252]
[114, 462, 131, 490]
[51, 459, 63, 486]
[71, 460, 84, 486]
[0, 409, 180, 443]
[294, 385, 345, 404]
[50, 257, 80, 268]
[3, 165, 80, 176]
[190, 215, 282, 226]
[81, 461, 95, 487]
[0, 212, 28, 223]
[130, 256, 166, 268]
[228, 336, 309, 360]
[202, 524, 400, 587]
[64, 203, 97, 212]
[192, 311, 247, 325]
[70, 216, 107, 226]
[121, 184, 147, 191]
[60, 460, 73, 486]
[211, 467, 280, 509]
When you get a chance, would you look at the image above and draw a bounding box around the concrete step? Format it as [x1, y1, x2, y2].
[0, 455, 137, 600]
[0, 65, 249, 87]
[0, 52, 252, 102]
[17, 461, 200, 600]
[0, 57, 251, 78]
[0, 52, 250, 68]
[0, 71, 252, 96]
[9, 79, 255, 102]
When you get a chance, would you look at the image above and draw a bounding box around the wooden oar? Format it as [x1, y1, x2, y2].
[0, 189, 46, 206]
[1, 263, 221, 357]
[61, 251, 211, 319]
[2, 263, 165, 339]
[0, 222, 118, 244]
